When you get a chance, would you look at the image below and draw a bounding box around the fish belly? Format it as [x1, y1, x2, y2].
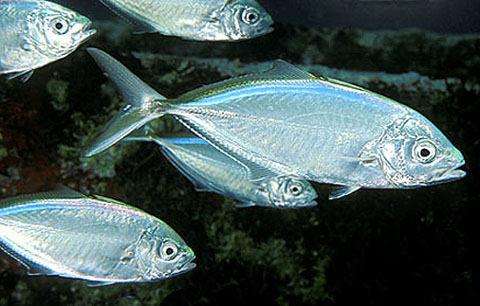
[174, 87, 404, 186]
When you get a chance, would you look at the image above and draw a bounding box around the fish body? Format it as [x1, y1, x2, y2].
[0, 186, 195, 284]
[0, 0, 96, 80]
[98, 0, 273, 40]
[85, 48, 466, 199]
[124, 135, 317, 208]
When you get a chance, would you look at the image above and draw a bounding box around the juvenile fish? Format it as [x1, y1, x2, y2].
[84, 48, 466, 200]
[0, 186, 195, 284]
[0, 0, 96, 80]
[97, 0, 273, 41]
[124, 135, 317, 208]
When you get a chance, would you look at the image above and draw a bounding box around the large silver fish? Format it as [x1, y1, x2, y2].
[97, 0, 273, 40]
[0, 0, 96, 80]
[124, 135, 317, 208]
[84, 48, 466, 200]
[0, 186, 195, 284]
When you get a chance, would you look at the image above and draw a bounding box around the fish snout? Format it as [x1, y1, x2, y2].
[254, 16, 274, 37]
[174, 252, 196, 275]
[443, 147, 466, 180]
[430, 159, 466, 184]
[80, 21, 97, 42]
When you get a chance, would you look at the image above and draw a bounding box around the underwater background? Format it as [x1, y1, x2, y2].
[1, 0, 479, 305]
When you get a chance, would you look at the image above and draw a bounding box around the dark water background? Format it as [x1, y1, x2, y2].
[1, 1, 479, 305]
[58, 0, 480, 33]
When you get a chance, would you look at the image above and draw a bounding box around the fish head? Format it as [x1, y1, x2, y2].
[135, 226, 196, 281]
[214, 0, 273, 40]
[259, 176, 318, 208]
[376, 116, 466, 188]
[27, 2, 96, 58]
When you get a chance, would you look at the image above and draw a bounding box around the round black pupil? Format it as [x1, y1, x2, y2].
[420, 148, 430, 157]
[248, 13, 256, 21]
[55, 22, 63, 30]
[292, 186, 299, 193]
[165, 247, 174, 255]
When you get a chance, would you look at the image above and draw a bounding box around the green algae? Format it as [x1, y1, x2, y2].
[0, 133, 7, 162]
[46, 79, 70, 112]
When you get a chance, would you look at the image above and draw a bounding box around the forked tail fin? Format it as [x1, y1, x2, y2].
[82, 48, 169, 157]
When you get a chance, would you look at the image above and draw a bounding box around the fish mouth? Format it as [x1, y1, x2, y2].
[260, 26, 274, 37]
[173, 261, 196, 276]
[79, 21, 97, 43]
[171, 252, 196, 276]
[432, 160, 466, 183]
[256, 20, 274, 37]
[247, 17, 274, 39]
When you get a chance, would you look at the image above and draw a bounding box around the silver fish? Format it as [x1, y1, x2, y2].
[0, 186, 195, 284]
[0, 0, 96, 80]
[97, 0, 273, 41]
[84, 48, 466, 200]
[124, 135, 317, 208]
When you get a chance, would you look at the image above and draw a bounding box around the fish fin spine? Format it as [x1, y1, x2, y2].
[6, 70, 34, 81]
[328, 185, 361, 200]
[236, 202, 257, 208]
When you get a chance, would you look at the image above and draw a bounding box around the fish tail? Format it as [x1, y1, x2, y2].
[82, 48, 170, 157]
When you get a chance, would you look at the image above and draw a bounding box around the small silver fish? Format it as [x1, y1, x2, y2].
[0, 186, 195, 284]
[0, 0, 96, 80]
[84, 48, 466, 200]
[97, 0, 273, 41]
[124, 135, 317, 208]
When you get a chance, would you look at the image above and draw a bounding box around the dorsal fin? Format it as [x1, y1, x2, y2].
[177, 59, 322, 103]
[92, 195, 129, 206]
[0, 185, 85, 208]
[265, 60, 317, 79]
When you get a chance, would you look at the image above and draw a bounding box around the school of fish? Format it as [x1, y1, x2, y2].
[0, 0, 466, 286]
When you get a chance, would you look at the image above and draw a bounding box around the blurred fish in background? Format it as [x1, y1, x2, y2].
[0, 0, 96, 81]
[95, 0, 273, 40]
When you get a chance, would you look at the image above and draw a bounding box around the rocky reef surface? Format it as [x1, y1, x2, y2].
[1, 21, 479, 305]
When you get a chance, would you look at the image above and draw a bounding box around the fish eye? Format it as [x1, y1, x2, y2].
[241, 8, 260, 24]
[50, 18, 69, 35]
[288, 182, 303, 196]
[413, 139, 437, 163]
[158, 241, 178, 261]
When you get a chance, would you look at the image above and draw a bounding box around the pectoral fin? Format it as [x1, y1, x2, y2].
[341, 155, 378, 166]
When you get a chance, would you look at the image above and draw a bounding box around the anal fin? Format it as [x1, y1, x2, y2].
[7, 70, 34, 82]
[329, 185, 361, 200]
[236, 202, 257, 208]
